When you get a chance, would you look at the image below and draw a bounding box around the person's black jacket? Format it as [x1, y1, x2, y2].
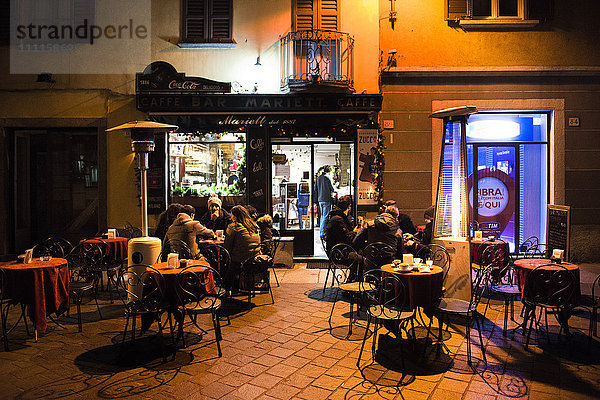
[199, 208, 232, 232]
[325, 206, 355, 254]
[353, 212, 403, 260]
[398, 212, 417, 235]
[314, 173, 335, 203]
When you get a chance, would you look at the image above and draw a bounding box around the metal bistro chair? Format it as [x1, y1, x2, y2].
[357, 269, 415, 370]
[0, 269, 29, 351]
[240, 254, 275, 305]
[32, 237, 73, 259]
[158, 239, 195, 263]
[198, 243, 231, 323]
[118, 265, 169, 361]
[575, 273, 600, 343]
[66, 241, 105, 332]
[118, 223, 143, 239]
[486, 256, 522, 337]
[521, 264, 577, 348]
[260, 239, 281, 287]
[362, 242, 396, 272]
[416, 244, 451, 292]
[175, 265, 224, 356]
[327, 243, 371, 339]
[427, 264, 492, 366]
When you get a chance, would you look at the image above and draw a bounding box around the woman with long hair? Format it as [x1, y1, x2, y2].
[223, 205, 261, 292]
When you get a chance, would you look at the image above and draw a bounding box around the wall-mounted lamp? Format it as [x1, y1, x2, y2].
[254, 56, 261, 66]
[36, 73, 55, 83]
[389, 0, 397, 29]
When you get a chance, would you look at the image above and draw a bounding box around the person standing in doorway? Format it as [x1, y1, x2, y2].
[314, 165, 336, 239]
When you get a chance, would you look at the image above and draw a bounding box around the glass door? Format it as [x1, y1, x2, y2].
[271, 144, 314, 255]
[468, 145, 518, 250]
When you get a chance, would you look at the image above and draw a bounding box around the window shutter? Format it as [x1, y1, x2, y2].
[446, 0, 471, 21]
[184, 0, 206, 40]
[318, 0, 339, 31]
[210, 0, 231, 40]
[528, 0, 554, 22]
[294, 0, 314, 30]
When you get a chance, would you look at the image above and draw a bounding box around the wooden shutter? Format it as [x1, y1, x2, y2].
[294, 0, 314, 30]
[446, 0, 471, 21]
[319, 0, 338, 30]
[210, 0, 232, 40]
[528, 0, 554, 22]
[183, 0, 206, 40]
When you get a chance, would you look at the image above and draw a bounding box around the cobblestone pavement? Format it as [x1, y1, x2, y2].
[1, 264, 599, 399]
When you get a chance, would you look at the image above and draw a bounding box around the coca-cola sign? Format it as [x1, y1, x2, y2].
[136, 61, 231, 93]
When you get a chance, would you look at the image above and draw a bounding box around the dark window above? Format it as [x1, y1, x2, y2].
[180, 0, 235, 48]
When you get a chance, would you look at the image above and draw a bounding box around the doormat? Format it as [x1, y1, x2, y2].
[306, 261, 330, 269]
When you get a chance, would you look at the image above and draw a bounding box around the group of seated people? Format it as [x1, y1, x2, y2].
[153, 194, 275, 293]
[324, 195, 434, 276]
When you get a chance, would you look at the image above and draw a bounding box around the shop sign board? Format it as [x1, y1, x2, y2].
[546, 205, 570, 261]
[356, 129, 379, 205]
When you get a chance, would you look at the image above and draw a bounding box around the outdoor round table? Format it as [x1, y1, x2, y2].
[470, 238, 510, 267]
[514, 258, 581, 304]
[0, 258, 69, 334]
[380, 264, 444, 310]
[91, 237, 128, 261]
[141, 260, 216, 331]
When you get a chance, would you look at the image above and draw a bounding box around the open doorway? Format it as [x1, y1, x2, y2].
[271, 141, 354, 257]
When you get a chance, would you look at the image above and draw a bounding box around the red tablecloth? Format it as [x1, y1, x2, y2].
[470, 239, 510, 267]
[0, 258, 70, 332]
[92, 237, 128, 261]
[381, 264, 444, 310]
[514, 258, 581, 304]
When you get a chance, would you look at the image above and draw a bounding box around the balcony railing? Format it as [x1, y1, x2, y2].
[280, 30, 354, 93]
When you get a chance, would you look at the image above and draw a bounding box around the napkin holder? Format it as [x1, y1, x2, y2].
[551, 249, 564, 263]
[474, 231, 483, 240]
[24, 249, 33, 264]
[167, 253, 179, 269]
[107, 229, 117, 239]
[402, 253, 414, 265]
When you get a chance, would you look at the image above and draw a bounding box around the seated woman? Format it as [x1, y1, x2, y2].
[223, 205, 261, 292]
[164, 205, 215, 257]
[257, 214, 274, 242]
[154, 203, 184, 241]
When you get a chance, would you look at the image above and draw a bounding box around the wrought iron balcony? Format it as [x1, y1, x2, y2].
[280, 30, 354, 93]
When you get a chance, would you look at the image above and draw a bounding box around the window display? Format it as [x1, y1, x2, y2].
[169, 131, 245, 197]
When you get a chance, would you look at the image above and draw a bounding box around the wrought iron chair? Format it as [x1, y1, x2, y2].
[260, 239, 280, 287]
[521, 264, 577, 348]
[158, 239, 194, 263]
[197, 243, 231, 323]
[240, 254, 274, 305]
[327, 243, 370, 338]
[117, 264, 169, 360]
[118, 223, 143, 239]
[575, 273, 600, 342]
[175, 265, 223, 356]
[362, 242, 396, 272]
[486, 257, 522, 337]
[32, 237, 73, 258]
[66, 240, 105, 332]
[356, 269, 415, 370]
[427, 264, 492, 366]
[416, 244, 451, 290]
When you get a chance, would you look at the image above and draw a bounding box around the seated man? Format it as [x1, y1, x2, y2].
[325, 195, 356, 255]
[199, 194, 232, 232]
[164, 205, 215, 257]
[353, 206, 403, 268]
[384, 199, 417, 235]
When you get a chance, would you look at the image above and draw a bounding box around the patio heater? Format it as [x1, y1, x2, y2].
[429, 106, 477, 301]
[106, 121, 178, 269]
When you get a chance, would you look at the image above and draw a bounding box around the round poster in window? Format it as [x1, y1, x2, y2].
[468, 169, 515, 238]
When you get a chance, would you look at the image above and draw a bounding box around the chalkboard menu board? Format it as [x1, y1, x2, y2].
[546, 205, 570, 261]
[246, 127, 268, 214]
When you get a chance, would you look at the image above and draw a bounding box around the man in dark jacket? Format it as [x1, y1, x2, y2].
[353, 206, 403, 267]
[384, 199, 417, 235]
[314, 166, 336, 239]
[325, 195, 355, 254]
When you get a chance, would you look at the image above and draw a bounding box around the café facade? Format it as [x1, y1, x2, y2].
[136, 62, 382, 256]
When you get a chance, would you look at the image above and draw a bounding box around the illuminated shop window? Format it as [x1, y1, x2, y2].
[168, 131, 245, 197]
[466, 112, 549, 251]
